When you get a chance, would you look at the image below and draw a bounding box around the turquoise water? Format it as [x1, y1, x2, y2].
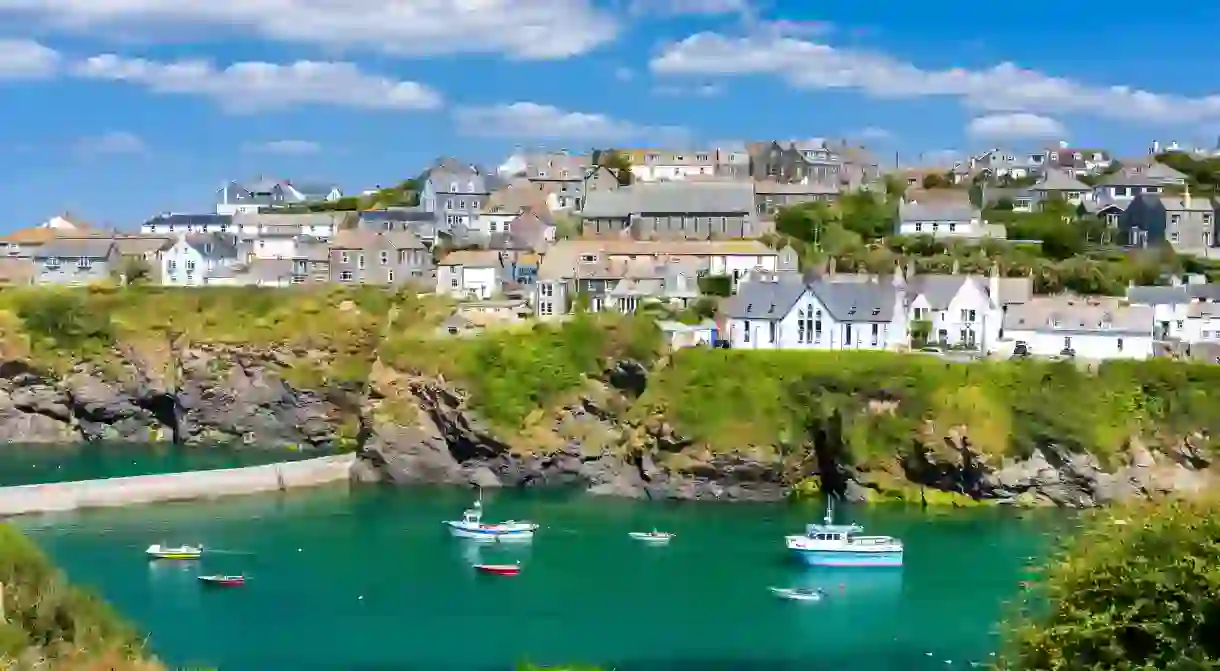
[18, 486, 1064, 670]
[0, 443, 316, 486]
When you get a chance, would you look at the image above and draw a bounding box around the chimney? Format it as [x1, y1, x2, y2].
[1171, 274, 1182, 287]
[1152, 140, 1161, 154]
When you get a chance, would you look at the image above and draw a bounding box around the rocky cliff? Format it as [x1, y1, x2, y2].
[0, 286, 1216, 508]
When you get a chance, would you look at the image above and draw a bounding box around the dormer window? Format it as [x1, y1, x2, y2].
[871, 308, 881, 316]
[580, 254, 597, 262]
[1052, 318, 1062, 328]
[450, 182, 458, 192]
[77, 256, 90, 269]
[46, 256, 60, 268]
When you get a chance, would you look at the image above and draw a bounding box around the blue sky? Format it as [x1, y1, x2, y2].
[3, 0, 1220, 230]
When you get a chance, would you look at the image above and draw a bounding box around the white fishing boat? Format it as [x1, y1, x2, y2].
[628, 530, 674, 544]
[769, 587, 825, 602]
[443, 492, 538, 541]
[785, 499, 903, 568]
[146, 543, 203, 560]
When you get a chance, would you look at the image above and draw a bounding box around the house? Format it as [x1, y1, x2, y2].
[905, 267, 1001, 351]
[31, 238, 119, 285]
[970, 149, 1046, 181]
[579, 181, 759, 240]
[896, 192, 1004, 239]
[490, 210, 552, 254]
[290, 237, 331, 285]
[1119, 191, 1217, 253]
[216, 178, 342, 215]
[534, 239, 777, 318]
[1082, 199, 1130, 228]
[358, 208, 443, 249]
[474, 180, 551, 243]
[1127, 277, 1220, 342]
[522, 152, 589, 210]
[1092, 166, 1179, 204]
[328, 228, 431, 286]
[2, 213, 95, 257]
[159, 233, 239, 286]
[722, 269, 908, 350]
[747, 140, 844, 185]
[232, 212, 345, 241]
[437, 250, 511, 299]
[1016, 170, 1093, 209]
[1000, 295, 1153, 360]
[583, 165, 623, 195]
[1041, 142, 1113, 176]
[754, 181, 839, 215]
[141, 213, 233, 236]
[623, 149, 718, 182]
[714, 148, 751, 180]
[205, 259, 295, 287]
[0, 258, 36, 285]
[420, 158, 493, 229]
[657, 320, 718, 349]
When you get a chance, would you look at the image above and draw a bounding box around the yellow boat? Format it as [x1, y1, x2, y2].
[146, 543, 203, 560]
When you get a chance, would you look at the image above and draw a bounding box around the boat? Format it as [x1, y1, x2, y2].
[769, 587, 825, 602]
[146, 543, 203, 560]
[628, 530, 674, 543]
[198, 575, 245, 587]
[474, 563, 521, 576]
[443, 492, 538, 541]
[784, 499, 903, 568]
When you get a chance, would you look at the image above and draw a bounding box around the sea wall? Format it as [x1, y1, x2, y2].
[0, 454, 355, 516]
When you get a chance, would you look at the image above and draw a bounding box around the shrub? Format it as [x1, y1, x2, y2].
[998, 497, 1220, 670]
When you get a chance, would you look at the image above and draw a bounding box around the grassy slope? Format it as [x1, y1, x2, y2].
[0, 524, 163, 670]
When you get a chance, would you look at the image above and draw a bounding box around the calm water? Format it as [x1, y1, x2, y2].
[0, 443, 316, 486]
[17, 487, 1064, 671]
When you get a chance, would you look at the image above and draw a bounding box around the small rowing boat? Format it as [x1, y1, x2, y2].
[628, 530, 674, 543]
[769, 587, 825, 602]
[474, 563, 521, 576]
[146, 543, 203, 560]
[198, 575, 245, 587]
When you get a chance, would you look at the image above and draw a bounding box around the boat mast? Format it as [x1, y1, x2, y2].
[823, 496, 835, 526]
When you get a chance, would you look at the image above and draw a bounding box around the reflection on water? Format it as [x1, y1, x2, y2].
[792, 567, 904, 600]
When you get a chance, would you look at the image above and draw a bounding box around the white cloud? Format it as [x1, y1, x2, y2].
[629, 0, 752, 16]
[614, 66, 634, 82]
[73, 55, 442, 112]
[753, 19, 832, 36]
[967, 113, 1065, 139]
[0, 38, 59, 79]
[650, 32, 1220, 125]
[74, 131, 146, 155]
[243, 139, 321, 155]
[453, 102, 689, 143]
[0, 0, 617, 60]
[654, 83, 723, 97]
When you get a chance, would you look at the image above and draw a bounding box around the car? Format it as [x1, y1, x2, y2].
[1011, 342, 1030, 359]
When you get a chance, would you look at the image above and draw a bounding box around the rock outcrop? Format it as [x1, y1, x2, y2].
[1, 346, 1215, 508]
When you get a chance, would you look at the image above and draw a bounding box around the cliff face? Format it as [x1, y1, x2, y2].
[0, 341, 1214, 508]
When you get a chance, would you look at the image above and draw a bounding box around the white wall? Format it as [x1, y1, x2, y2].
[160, 240, 206, 286]
[1001, 329, 1153, 360]
[909, 279, 999, 351]
[1182, 315, 1220, 343]
[710, 254, 777, 280]
[726, 288, 904, 351]
[248, 236, 297, 260]
[437, 265, 499, 299]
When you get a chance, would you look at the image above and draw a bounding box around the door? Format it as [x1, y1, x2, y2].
[844, 324, 853, 349]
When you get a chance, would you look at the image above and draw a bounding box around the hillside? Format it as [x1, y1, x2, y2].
[0, 286, 1215, 506]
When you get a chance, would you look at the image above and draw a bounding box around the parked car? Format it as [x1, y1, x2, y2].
[1011, 341, 1030, 359]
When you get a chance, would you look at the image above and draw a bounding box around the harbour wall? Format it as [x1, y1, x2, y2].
[0, 454, 356, 517]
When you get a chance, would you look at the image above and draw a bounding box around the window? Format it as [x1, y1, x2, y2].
[357, 254, 365, 269]
[340, 252, 350, 264]
[1171, 231, 1180, 243]
[768, 321, 776, 344]
[339, 271, 353, 282]
[379, 251, 389, 265]
[969, 310, 976, 321]
[450, 277, 459, 288]
[203, 243, 212, 254]
[186, 261, 196, 273]
[541, 283, 553, 297]
[540, 302, 553, 316]
[743, 320, 751, 343]
[960, 309, 969, 321]
[1117, 338, 1124, 352]
[449, 182, 458, 192]
[387, 270, 395, 283]
[489, 221, 498, 233]
[1171, 214, 1181, 224]
[77, 256, 90, 269]
[167, 260, 176, 272]
[915, 223, 922, 233]
[814, 310, 823, 340]
[871, 324, 879, 347]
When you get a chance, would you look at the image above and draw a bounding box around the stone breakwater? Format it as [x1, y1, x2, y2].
[0, 454, 355, 517]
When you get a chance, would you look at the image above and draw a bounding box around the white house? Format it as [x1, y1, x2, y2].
[906, 266, 1002, 352]
[1126, 284, 1191, 340]
[723, 270, 909, 350]
[437, 249, 508, 300]
[159, 233, 239, 286]
[1000, 295, 1154, 360]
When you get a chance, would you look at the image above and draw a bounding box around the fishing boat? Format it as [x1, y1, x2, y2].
[628, 530, 674, 544]
[198, 575, 245, 587]
[474, 563, 521, 576]
[785, 499, 903, 568]
[443, 492, 538, 541]
[769, 587, 825, 602]
[145, 543, 203, 560]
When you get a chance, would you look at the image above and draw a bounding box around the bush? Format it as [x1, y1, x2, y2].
[14, 290, 114, 353]
[998, 497, 1220, 670]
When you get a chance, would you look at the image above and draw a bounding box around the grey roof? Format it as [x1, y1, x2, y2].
[1084, 198, 1131, 214]
[1031, 170, 1090, 192]
[581, 182, 755, 218]
[1098, 171, 1164, 188]
[33, 238, 116, 259]
[183, 233, 239, 260]
[811, 279, 897, 322]
[523, 153, 588, 180]
[1127, 285, 1190, 305]
[1188, 284, 1220, 301]
[145, 213, 232, 228]
[1002, 296, 1152, 335]
[898, 200, 978, 222]
[907, 275, 975, 310]
[428, 163, 490, 194]
[1155, 194, 1216, 212]
[361, 208, 436, 224]
[289, 182, 338, 198]
[754, 181, 839, 195]
[232, 212, 349, 229]
[723, 278, 808, 319]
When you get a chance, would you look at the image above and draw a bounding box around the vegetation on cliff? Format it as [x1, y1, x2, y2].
[0, 524, 161, 670]
[998, 496, 1220, 669]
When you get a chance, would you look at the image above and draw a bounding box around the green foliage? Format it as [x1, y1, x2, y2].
[921, 172, 953, 189]
[1154, 151, 1220, 191]
[637, 351, 1220, 466]
[998, 497, 1220, 670]
[14, 290, 115, 357]
[0, 524, 157, 667]
[696, 274, 733, 297]
[594, 149, 634, 186]
[381, 313, 662, 430]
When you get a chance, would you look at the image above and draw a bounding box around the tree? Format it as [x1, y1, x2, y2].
[921, 173, 952, 189]
[595, 149, 634, 186]
[117, 257, 152, 285]
[994, 197, 1015, 211]
[775, 201, 836, 243]
[999, 497, 1220, 670]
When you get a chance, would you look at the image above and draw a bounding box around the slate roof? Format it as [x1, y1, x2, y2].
[144, 213, 232, 229]
[330, 228, 426, 250]
[812, 279, 897, 322]
[907, 275, 976, 310]
[182, 233, 239, 260]
[32, 238, 116, 259]
[1030, 170, 1090, 192]
[722, 278, 808, 319]
[1002, 296, 1152, 335]
[898, 200, 978, 221]
[580, 181, 755, 218]
[1127, 285, 1190, 305]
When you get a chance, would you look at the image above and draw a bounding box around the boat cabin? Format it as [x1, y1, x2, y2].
[803, 523, 863, 541]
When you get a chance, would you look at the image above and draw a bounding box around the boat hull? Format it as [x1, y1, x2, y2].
[198, 576, 245, 586]
[445, 522, 537, 540]
[790, 548, 904, 568]
[147, 552, 201, 560]
[474, 564, 520, 576]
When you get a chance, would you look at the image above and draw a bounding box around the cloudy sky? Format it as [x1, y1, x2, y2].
[3, 0, 1220, 228]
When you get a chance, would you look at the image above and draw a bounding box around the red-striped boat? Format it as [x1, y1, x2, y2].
[474, 563, 521, 576]
[198, 574, 246, 587]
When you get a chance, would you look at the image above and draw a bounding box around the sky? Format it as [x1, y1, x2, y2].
[3, 0, 1220, 230]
